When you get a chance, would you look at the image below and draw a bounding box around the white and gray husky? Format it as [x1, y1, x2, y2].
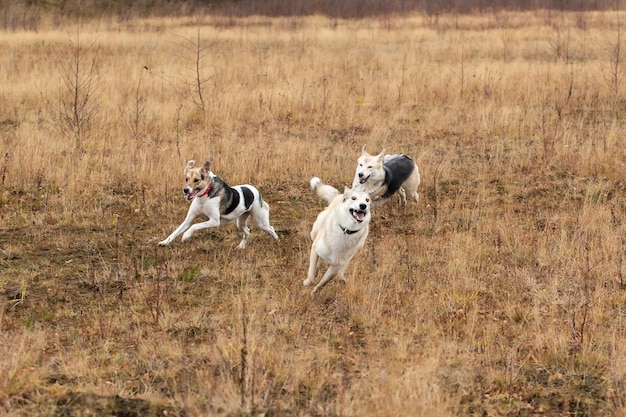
[158, 160, 279, 249]
[352, 146, 420, 207]
[304, 177, 371, 296]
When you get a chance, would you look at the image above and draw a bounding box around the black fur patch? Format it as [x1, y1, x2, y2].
[382, 155, 415, 199]
[241, 187, 255, 210]
[224, 186, 240, 214]
[211, 176, 239, 215]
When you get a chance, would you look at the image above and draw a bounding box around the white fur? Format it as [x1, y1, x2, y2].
[310, 176, 339, 203]
[304, 177, 371, 296]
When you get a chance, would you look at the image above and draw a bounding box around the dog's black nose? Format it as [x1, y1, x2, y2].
[183, 187, 191, 194]
[358, 172, 364, 178]
[359, 203, 367, 210]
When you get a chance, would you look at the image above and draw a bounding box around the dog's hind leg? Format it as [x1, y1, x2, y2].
[403, 168, 420, 203]
[236, 212, 251, 249]
[398, 187, 407, 206]
[404, 185, 419, 203]
[251, 202, 279, 242]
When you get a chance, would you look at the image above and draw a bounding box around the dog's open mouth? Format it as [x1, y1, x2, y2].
[359, 175, 369, 184]
[350, 209, 367, 222]
[186, 189, 200, 201]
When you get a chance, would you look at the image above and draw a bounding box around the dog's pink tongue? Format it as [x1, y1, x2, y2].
[359, 177, 367, 184]
[354, 211, 365, 221]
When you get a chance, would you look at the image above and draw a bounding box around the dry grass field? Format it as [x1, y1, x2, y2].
[1, 8, 626, 416]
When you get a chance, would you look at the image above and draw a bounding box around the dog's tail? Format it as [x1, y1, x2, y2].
[310, 177, 339, 203]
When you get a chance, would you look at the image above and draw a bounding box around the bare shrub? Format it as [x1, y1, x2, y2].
[50, 31, 102, 152]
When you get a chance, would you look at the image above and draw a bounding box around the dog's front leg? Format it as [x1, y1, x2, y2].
[158, 212, 197, 246]
[303, 247, 321, 288]
[310, 263, 346, 296]
[181, 218, 220, 242]
[370, 196, 390, 209]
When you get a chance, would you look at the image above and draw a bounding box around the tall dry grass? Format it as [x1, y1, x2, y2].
[1, 9, 626, 416]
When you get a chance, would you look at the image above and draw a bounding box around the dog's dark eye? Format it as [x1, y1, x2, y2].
[185, 177, 189, 182]
[366, 198, 370, 202]
[367, 165, 373, 169]
[351, 196, 356, 200]
[193, 178, 199, 183]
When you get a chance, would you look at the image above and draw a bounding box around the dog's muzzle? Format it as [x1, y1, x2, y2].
[358, 173, 369, 184]
[183, 187, 199, 201]
[350, 205, 368, 222]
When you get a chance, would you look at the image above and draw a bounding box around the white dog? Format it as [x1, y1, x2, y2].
[304, 177, 371, 296]
[352, 145, 420, 206]
[158, 160, 279, 249]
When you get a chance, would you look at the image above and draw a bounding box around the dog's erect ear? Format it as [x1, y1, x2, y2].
[360, 145, 369, 156]
[376, 149, 386, 162]
[342, 187, 352, 201]
[185, 160, 195, 170]
[203, 160, 211, 172]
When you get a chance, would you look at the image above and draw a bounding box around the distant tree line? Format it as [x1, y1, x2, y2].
[0, 0, 620, 29]
[225, 0, 618, 17]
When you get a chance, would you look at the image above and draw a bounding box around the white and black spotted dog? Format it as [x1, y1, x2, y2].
[158, 160, 279, 249]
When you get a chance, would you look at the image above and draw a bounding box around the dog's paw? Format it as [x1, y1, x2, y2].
[157, 240, 169, 246]
[303, 278, 312, 287]
[181, 232, 192, 242]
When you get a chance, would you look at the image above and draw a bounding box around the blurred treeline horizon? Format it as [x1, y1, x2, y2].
[0, 0, 621, 30]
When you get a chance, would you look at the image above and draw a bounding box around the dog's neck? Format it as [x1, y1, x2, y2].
[339, 224, 361, 235]
[197, 184, 212, 198]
